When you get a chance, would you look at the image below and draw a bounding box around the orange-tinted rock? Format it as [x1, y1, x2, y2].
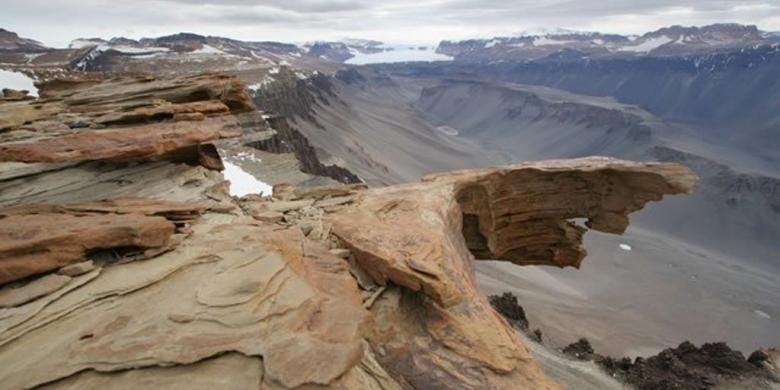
[0, 73, 254, 165]
[329, 157, 696, 389]
[0, 116, 241, 163]
[0, 198, 208, 284]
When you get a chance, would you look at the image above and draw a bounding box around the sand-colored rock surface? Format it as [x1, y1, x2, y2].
[0, 73, 252, 163]
[327, 157, 695, 389]
[0, 198, 208, 284]
[0, 71, 699, 389]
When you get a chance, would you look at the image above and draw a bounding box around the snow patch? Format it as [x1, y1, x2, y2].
[532, 36, 574, 46]
[345, 45, 452, 65]
[192, 45, 227, 55]
[619, 243, 633, 251]
[618, 36, 673, 52]
[222, 161, 272, 197]
[0, 69, 38, 97]
[485, 39, 501, 48]
[234, 151, 263, 163]
[754, 310, 772, 320]
[111, 45, 169, 54]
[436, 126, 459, 136]
[247, 75, 276, 92]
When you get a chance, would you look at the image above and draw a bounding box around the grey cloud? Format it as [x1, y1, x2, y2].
[1, 0, 778, 47]
[153, 0, 371, 13]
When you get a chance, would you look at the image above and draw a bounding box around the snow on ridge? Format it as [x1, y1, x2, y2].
[191, 45, 227, 55]
[618, 35, 673, 52]
[485, 39, 501, 48]
[110, 45, 170, 54]
[533, 36, 575, 46]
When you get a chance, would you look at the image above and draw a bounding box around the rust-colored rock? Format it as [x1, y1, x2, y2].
[0, 116, 241, 163]
[328, 157, 696, 389]
[0, 197, 208, 284]
[0, 218, 383, 390]
[0, 73, 254, 165]
[0, 68, 715, 390]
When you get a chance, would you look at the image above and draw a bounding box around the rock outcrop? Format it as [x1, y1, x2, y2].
[0, 198, 207, 284]
[0, 71, 699, 389]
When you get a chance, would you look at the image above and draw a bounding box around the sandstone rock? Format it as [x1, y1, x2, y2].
[0, 198, 208, 284]
[0, 161, 229, 208]
[57, 261, 96, 277]
[332, 157, 696, 307]
[1, 88, 32, 101]
[0, 70, 703, 389]
[0, 73, 253, 165]
[329, 248, 352, 259]
[272, 182, 296, 200]
[0, 273, 71, 308]
[328, 157, 695, 389]
[0, 218, 387, 390]
[0, 115, 241, 163]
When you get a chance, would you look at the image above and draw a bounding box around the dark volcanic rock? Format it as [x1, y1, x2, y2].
[488, 293, 544, 343]
[596, 341, 775, 390]
[562, 338, 596, 361]
[489, 292, 530, 331]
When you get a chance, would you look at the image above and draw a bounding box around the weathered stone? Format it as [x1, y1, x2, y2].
[0, 273, 71, 308]
[329, 248, 352, 259]
[0, 219, 382, 390]
[328, 157, 696, 389]
[1, 88, 32, 101]
[272, 183, 296, 200]
[314, 195, 356, 210]
[0, 198, 208, 284]
[0, 73, 254, 166]
[0, 68, 706, 389]
[57, 261, 96, 277]
[0, 115, 242, 163]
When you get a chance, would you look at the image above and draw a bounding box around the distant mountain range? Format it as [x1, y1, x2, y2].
[5, 23, 777, 68]
[437, 23, 779, 62]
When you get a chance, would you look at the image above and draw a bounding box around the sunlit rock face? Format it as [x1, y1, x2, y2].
[329, 157, 694, 389]
[0, 71, 697, 389]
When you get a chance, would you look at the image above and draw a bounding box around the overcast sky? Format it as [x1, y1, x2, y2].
[3, 0, 779, 47]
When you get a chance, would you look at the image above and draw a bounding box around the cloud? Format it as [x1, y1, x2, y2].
[161, 0, 371, 13]
[2, 0, 778, 47]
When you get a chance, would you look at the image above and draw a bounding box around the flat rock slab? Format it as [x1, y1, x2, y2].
[0, 197, 209, 284]
[0, 73, 254, 165]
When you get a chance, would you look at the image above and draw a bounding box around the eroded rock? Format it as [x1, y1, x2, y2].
[0, 198, 208, 284]
[0, 73, 253, 164]
[0, 70, 710, 389]
[327, 157, 696, 389]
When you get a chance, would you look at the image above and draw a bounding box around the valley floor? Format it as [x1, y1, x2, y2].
[477, 225, 780, 358]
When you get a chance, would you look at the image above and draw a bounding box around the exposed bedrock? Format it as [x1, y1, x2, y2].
[0, 72, 254, 164]
[329, 157, 695, 388]
[0, 70, 701, 389]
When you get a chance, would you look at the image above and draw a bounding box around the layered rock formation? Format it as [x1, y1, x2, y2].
[0, 71, 698, 389]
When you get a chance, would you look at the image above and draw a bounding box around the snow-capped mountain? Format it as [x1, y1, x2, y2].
[437, 23, 775, 62]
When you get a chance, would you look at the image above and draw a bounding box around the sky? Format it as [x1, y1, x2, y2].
[3, 0, 780, 47]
